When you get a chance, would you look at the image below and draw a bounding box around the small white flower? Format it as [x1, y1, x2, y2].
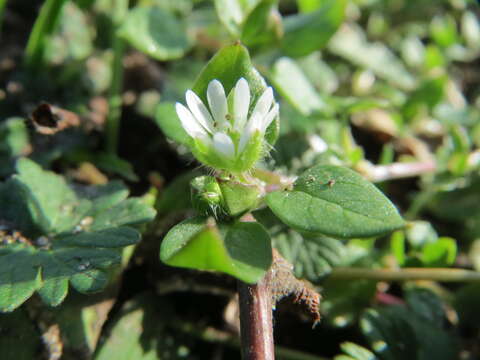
[175, 78, 279, 172]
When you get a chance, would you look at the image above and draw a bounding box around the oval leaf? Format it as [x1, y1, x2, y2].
[266, 165, 404, 238]
[119, 6, 190, 61]
[281, 0, 346, 57]
[160, 217, 272, 283]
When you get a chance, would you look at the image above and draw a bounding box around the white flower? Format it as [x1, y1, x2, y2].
[175, 78, 279, 172]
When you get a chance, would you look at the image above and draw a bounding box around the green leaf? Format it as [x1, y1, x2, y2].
[0, 118, 29, 177]
[0, 245, 41, 312]
[360, 290, 458, 360]
[214, 0, 250, 36]
[266, 165, 404, 238]
[281, 0, 346, 57]
[420, 237, 457, 267]
[240, 0, 281, 48]
[329, 24, 416, 90]
[322, 277, 377, 328]
[44, 2, 94, 64]
[57, 227, 140, 248]
[192, 43, 279, 145]
[0, 160, 155, 311]
[274, 230, 346, 282]
[13, 158, 91, 235]
[270, 57, 326, 116]
[335, 342, 377, 360]
[160, 217, 272, 283]
[94, 293, 179, 360]
[90, 198, 157, 231]
[119, 6, 190, 60]
[154, 102, 190, 145]
[218, 180, 261, 216]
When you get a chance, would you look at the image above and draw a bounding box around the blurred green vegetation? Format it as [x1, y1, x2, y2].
[1, 0, 480, 359]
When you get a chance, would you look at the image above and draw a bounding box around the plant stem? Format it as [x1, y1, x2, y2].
[24, 0, 68, 70]
[360, 160, 437, 183]
[105, 0, 128, 154]
[330, 267, 480, 282]
[172, 321, 328, 360]
[238, 270, 275, 360]
[0, 0, 7, 39]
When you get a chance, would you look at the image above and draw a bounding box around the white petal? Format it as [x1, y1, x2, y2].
[207, 80, 228, 128]
[238, 113, 261, 153]
[186, 90, 214, 133]
[260, 103, 279, 133]
[234, 78, 250, 131]
[175, 103, 208, 139]
[251, 87, 274, 120]
[213, 132, 235, 158]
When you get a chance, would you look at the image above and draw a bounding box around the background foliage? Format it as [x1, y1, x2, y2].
[1, 0, 480, 359]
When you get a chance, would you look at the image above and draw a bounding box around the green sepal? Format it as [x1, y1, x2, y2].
[217, 180, 261, 217]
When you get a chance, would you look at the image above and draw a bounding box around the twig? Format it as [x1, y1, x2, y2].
[238, 271, 275, 360]
[330, 267, 480, 282]
[358, 160, 437, 183]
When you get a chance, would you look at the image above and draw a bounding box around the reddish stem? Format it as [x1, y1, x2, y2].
[238, 271, 275, 360]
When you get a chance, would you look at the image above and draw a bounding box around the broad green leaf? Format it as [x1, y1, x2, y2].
[90, 198, 156, 231]
[14, 158, 91, 235]
[70, 269, 109, 293]
[0, 245, 41, 312]
[282, 0, 346, 57]
[84, 181, 129, 216]
[270, 57, 326, 116]
[361, 290, 458, 360]
[119, 6, 190, 60]
[154, 102, 190, 145]
[274, 230, 346, 282]
[266, 165, 404, 238]
[192, 43, 279, 145]
[329, 24, 416, 91]
[0, 160, 155, 311]
[57, 227, 140, 248]
[94, 294, 180, 360]
[160, 217, 272, 283]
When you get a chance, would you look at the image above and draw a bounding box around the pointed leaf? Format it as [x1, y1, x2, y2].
[160, 217, 272, 283]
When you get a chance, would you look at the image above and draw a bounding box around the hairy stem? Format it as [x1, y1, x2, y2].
[24, 0, 68, 70]
[238, 270, 275, 360]
[105, 0, 128, 154]
[330, 267, 480, 282]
